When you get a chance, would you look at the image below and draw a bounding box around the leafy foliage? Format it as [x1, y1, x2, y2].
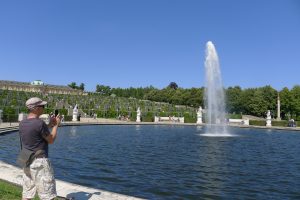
[68, 82, 85, 91]
[168, 82, 179, 90]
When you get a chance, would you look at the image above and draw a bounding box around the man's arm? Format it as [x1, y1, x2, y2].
[44, 115, 61, 144]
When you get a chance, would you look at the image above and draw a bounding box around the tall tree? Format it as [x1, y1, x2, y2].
[290, 85, 300, 119]
[168, 82, 178, 90]
[79, 83, 85, 91]
[280, 87, 291, 119]
[226, 86, 243, 113]
[68, 82, 77, 89]
[96, 84, 111, 95]
[248, 89, 268, 117]
[260, 85, 277, 112]
[240, 88, 256, 115]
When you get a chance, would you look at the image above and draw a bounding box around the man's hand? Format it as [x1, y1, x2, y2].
[55, 114, 61, 126]
[49, 114, 55, 126]
[45, 114, 61, 144]
[49, 114, 61, 127]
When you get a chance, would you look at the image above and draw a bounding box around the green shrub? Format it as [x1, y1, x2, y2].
[130, 112, 137, 121]
[183, 112, 196, 123]
[272, 120, 289, 127]
[249, 120, 266, 126]
[227, 113, 242, 119]
[2, 114, 18, 122]
[250, 120, 297, 127]
[106, 109, 117, 118]
[58, 108, 68, 116]
[63, 115, 72, 121]
[2, 107, 18, 122]
[159, 112, 168, 117]
[142, 112, 154, 122]
[96, 110, 106, 118]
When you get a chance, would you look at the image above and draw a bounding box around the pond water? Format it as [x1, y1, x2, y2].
[1, 125, 300, 199]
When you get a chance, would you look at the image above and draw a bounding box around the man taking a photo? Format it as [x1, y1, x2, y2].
[19, 97, 61, 200]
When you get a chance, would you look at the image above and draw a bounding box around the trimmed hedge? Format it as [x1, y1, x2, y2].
[63, 115, 73, 121]
[142, 112, 154, 122]
[2, 114, 18, 122]
[249, 120, 266, 126]
[250, 120, 297, 127]
[183, 112, 196, 123]
[272, 120, 289, 127]
[227, 114, 242, 119]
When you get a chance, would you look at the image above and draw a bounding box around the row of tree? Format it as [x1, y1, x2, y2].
[68, 82, 85, 91]
[93, 83, 300, 120]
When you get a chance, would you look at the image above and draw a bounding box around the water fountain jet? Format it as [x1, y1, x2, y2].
[202, 41, 233, 137]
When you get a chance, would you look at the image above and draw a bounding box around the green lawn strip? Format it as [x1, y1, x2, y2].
[0, 179, 65, 199]
[0, 179, 23, 200]
[0, 179, 42, 200]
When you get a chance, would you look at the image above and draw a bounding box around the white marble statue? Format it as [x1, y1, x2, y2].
[266, 110, 272, 127]
[136, 107, 141, 122]
[73, 104, 78, 121]
[196, 106, 203, 124]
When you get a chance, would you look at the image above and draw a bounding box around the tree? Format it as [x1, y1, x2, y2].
[184, 87, 203, 107]
[226, 86, 243, 113]
[248, 89, 268, 117]
[68, 82, 85, 90]
[168, 82, 178, 90]
[171, 88, 184, 105]
[79, 83, 85, 91]
[68, 82, 77, 89]
[96, 84, 111, 95]
[240, 88, 256, 115]
[290, 85, 300, 120]
[280, 87, 291, 119]
[260, 85, 277, 113]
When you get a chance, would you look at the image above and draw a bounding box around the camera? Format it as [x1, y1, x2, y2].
[54, 109, 59, 117]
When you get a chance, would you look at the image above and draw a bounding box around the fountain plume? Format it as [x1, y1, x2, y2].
[203, 41, 229, 135]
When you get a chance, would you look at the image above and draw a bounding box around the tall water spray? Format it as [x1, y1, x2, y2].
[204, 41, 228, 134]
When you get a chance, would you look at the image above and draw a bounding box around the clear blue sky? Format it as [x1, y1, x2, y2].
[0, 0, 299, 92]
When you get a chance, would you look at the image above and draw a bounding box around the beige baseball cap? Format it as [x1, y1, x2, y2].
[26, 97, 47, 110]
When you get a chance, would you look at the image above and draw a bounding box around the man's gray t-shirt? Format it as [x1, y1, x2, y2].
[19, 118, 50, 158]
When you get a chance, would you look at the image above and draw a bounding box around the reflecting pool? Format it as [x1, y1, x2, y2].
[1, 125, 300, 199]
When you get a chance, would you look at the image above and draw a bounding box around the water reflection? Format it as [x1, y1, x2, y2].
[199, 137, 228, 198]
[135, 125, 141, 132]
[70, 126, 78, 138]
[196, 125, 203, 132]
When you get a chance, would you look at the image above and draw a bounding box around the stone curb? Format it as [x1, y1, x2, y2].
[0, 161, 145, 200]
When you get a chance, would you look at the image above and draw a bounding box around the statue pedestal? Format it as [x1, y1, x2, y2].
[266, 119, 272, 127]
[136, 116, 141, 122]
[72, 104, 79, 122]
[266, 110, 272, 127]
[196, 106, 203, 124]
[196, 117, 203, 124]
[72, 114, 78, 122]
[136, 107, 141, 122]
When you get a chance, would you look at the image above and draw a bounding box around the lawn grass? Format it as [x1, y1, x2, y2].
[0, 179, 22, 200]
[0, 179, 39, 200]
[0, 179, 65, 200]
